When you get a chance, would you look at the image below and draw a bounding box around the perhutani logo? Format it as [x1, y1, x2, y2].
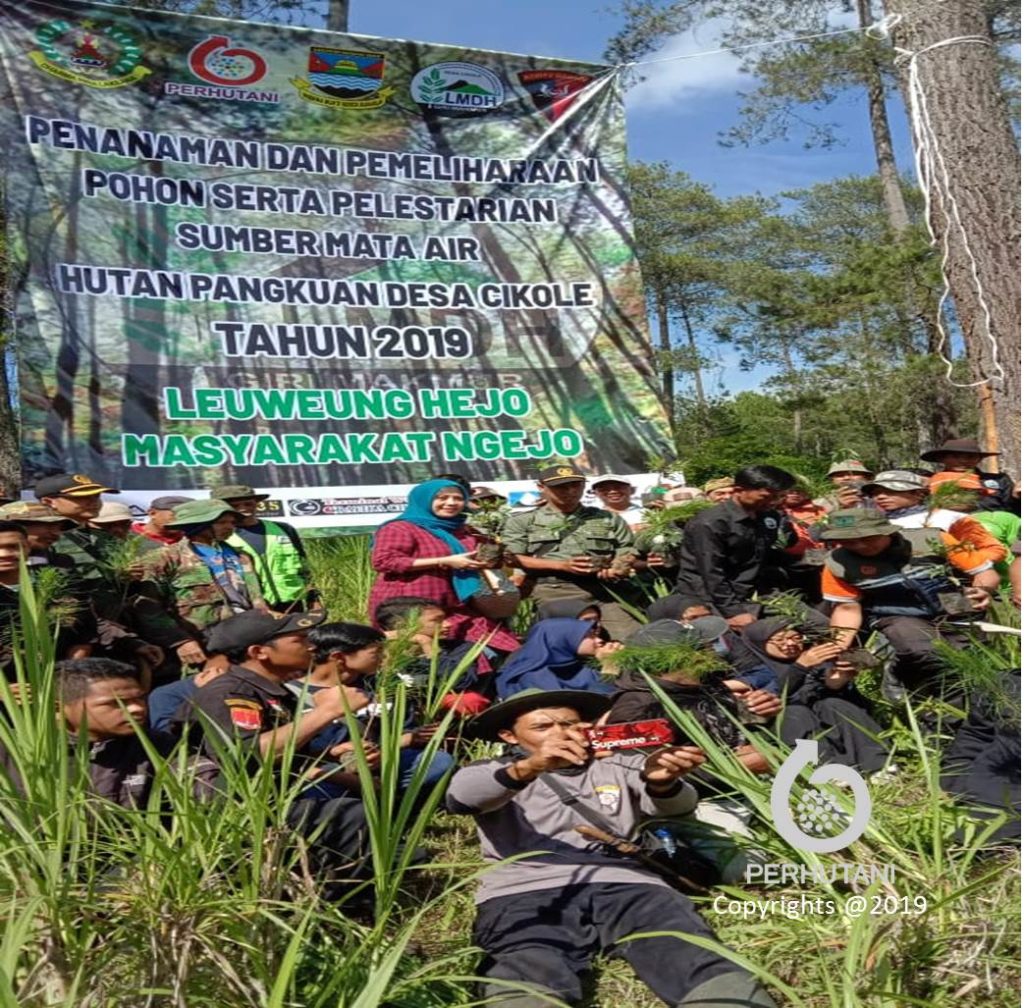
[30, 19, 150, 88]
[411, 61, 504, 114]
[164, 35, 280, 104]
[770, 739, 872, 853]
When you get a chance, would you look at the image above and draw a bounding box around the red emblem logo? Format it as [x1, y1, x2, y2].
[189, 35, 267, 87]
[518, 70, 593, 122]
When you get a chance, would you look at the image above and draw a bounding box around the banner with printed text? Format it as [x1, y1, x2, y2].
[0, 0, 671, 526]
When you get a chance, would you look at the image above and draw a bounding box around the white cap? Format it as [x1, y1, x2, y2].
[92, 501, 134, 523]
[591, 474, 633, 488]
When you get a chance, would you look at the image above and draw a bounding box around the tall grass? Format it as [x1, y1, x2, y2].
[0, 563, 486, 1007]
[305, 535, 376, 622]
[0, 541, 1017, 1007]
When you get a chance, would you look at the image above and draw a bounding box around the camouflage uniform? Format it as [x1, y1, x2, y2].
[51, 525, 179, 660]
[502, 504, 641, 640]
[143, 539, 267, 644]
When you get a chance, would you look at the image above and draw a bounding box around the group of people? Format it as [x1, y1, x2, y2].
[0, 436, 1019, 1008]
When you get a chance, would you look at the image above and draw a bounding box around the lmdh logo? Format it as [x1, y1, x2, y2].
[770, 739, 872, 853]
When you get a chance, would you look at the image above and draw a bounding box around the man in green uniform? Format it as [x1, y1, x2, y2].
[35, 473, 166, 669]
[502, 465, 640, 640]
[208, 484, 318, 613]
[144, 499, 268, 669]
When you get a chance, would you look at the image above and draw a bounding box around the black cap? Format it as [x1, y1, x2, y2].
[34, 473, 117, 498]
[537, 464, 587, 486]
[626, 617, 729, 648]
[205, 610, 325, 654]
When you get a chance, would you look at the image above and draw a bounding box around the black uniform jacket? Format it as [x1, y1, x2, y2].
[673, 499, 792, 617]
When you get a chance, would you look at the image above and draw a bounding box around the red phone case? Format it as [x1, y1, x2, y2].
[587, 719, 675, 752]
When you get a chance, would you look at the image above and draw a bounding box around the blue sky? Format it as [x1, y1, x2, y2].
[349, 1, 915, 197]
[348, 1, 916, 395]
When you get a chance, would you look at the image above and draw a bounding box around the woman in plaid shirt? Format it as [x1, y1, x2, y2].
[368, 479, 519, 655]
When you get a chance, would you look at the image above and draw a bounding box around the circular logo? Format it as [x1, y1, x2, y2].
[32, 19, 148, 88]
[288, 499, 322, 516]
[188, 35, 267, 87]
[411, 61, 504, 115]
[770, 740, 872, 854]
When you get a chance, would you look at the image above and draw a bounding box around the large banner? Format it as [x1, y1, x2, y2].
[0, 0, 671, 525]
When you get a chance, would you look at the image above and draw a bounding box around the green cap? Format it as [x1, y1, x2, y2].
[165, 499, 243, 529]
[826, 459, 871, 477]
[536, 464, 587, 486]
[0, 501, 75, 526]
[818, 508, 901, 541]
[208, 484, 270, 501]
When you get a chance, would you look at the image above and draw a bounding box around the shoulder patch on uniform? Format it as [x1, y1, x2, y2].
[226, 702, 262, 731]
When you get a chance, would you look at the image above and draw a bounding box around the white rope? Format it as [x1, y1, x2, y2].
[619, 14, 902, 70]
[612, 7, 1006, 393]
[895, 34, 1005, 389]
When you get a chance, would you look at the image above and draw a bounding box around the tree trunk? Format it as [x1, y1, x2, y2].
[0, 350, 21, 496]
[884, 0, 1021, 477]
[856, 0, 912, 233]
[678, 299, 706, 412]
[326, 0, 349, 31]
[656, 294, 675, 433]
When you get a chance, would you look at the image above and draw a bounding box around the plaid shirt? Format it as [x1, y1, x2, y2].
[368, 521, 519, 652]
[369, 520, 478, 612]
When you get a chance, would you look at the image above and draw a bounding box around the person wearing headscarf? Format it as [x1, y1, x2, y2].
[368, 479, 518, 653]
[495, 618, 615, 698]
[731, 617, 889, 775]
[534, 598, 610, 642]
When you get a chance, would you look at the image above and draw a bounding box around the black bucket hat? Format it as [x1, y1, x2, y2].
[469, 688, 612, 741]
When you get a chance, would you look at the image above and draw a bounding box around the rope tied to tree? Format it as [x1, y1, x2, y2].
[893, 34, 1005, 392]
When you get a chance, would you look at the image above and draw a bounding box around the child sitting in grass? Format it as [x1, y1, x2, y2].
[297, 621, 454, 802]
[374, 595, 496, 714]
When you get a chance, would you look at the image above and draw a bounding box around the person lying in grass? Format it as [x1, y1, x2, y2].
[446, 687, 775, 1008]
[297, 621, 454, 802]
[605, 619, 782, 778]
